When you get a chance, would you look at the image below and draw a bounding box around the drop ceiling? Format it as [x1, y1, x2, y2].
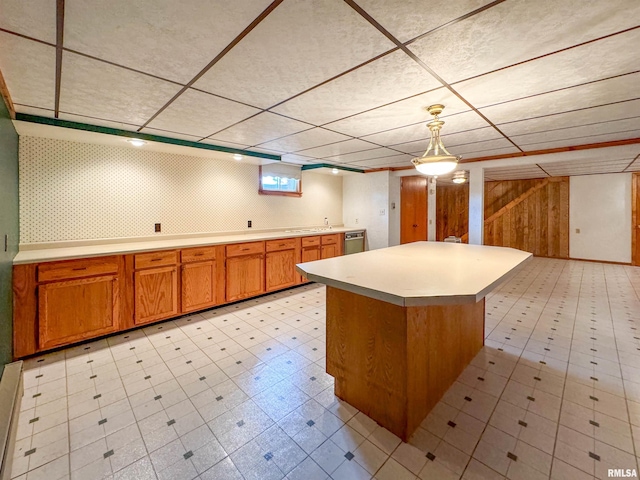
[1, 0, 639, 177]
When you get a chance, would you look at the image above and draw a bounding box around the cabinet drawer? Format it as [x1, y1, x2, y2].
[266, 238, 296, 252]
[134, 250, 178, 269]
[321, 234, 340, 245]
[301, 236, 320, 247]
[38, 256, 119, 282]
[181, 246, 216, 263]
[226, 242, 265, 257]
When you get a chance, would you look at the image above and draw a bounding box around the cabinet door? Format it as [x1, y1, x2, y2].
[39, 275, 119, 349]
[321, 244, 339, 259]
[301, 246, 320, 263]
[134, 266, 178, 325]
[226, 254, 264, 302]
[266, 249, 297, 292]
[182, 260, 217, 313]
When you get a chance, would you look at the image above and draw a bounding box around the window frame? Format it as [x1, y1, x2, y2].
[258, 165, 302, 197]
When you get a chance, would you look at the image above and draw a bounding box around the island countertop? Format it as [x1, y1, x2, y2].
[296, 241, 532, 307]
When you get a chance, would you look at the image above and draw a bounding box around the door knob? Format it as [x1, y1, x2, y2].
[413, 224, 418, 227]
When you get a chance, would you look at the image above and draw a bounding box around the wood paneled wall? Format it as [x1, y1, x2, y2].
[436, 184, 469, 241]
[436, 177, 570, 258]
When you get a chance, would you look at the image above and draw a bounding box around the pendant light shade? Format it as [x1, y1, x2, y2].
[452, 170, 468, 184]
[411, 104, 461, 176]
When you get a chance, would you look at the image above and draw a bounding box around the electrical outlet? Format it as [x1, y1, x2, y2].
[379, 209, 385, 216]
[248, 220, 252, 228]
[324, 217, 328, 226]
[575, 228, 580, 234]
[154, 223, 161, 233]
[355, 218, 359, 224]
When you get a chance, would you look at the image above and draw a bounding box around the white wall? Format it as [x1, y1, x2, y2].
[343, 171, 391, 250]
[388, 174, 401, 246]
[19, 136, 343, 243]
[570, 173, 632, 263]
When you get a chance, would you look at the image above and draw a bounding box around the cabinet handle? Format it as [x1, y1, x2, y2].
[194, 253, 204, 256]
[72, 267, 87, 271]
[279, 244, 286, 247]
[242, 248, 250, 251]
[151, 258, 162, 262]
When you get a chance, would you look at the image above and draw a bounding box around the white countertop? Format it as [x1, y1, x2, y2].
[296, 241, 532, 307]
[14, 227, 359, 265]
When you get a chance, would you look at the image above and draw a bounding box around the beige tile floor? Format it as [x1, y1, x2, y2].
[9, 257, 640, 480]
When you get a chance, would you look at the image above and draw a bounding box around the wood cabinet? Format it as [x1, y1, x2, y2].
[39, 273, 119, 349]
[181, 246, 220, 313]
[13, 233, 348, 358]
[134, 251, 179, 325]
[321, 234, 341, 259]
[266, 238, 298, 292]
[226, 242, 265, 302]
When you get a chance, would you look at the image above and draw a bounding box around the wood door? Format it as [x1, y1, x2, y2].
[321, 244, 339, 259]
[266, 249, 297, 292]
[401, 176, 428, 244]
[134, 266, 179, 325]
[634, 173, 640, 266]
[39, 275, 119, 349]
[226, 254, 265, 302]
[182, 260, 217, 313]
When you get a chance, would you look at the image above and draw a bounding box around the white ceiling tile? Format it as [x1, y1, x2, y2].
[296, 138, 380, 159]
[13, 105, 54, 117]
[64, 0, 274, 84]
[193, 0, 395, 108]
[520, 130, 640, 152]
[483, 165, 548, 181]
[58, 112, 141, 131]
[257, 128, 353, 153]
[356, 0, 495, 43]
[322, 87, 476, 137]
[510, 117, 640, 148]
[391, 139, 429, 155]
[139, 128, 203, 142]
[360, 109, 492, 147]
[454, 30, 640, 109]
[449, 138, 516, 156]
[59, 51, 183, 126]
[498, 100, 640, 137]
[200, 138, 251, 149]
[0, 33, 56, 110]
[208, 112, 310, 146]
[146, 89, 261, 138]
[625, 159, 640, 172]
[457, 145, 521, 159]
[348, 154, 413, 168]
[0, 0, 56, 43]
[476, 72, 640, 126]
[408, 0, 640, 83]
[325, 147, 402, 163]
[271, 50, 442, 125]
[280, 154, 316, 164]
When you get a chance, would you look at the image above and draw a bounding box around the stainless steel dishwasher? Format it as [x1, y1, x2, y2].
[344, 230, 365, 255]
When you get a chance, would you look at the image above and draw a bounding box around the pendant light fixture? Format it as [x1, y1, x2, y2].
[411, 104, 461, 176]
[452, 170, 468, 184]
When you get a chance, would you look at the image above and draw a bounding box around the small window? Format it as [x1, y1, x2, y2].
[259, 164, 302, 197]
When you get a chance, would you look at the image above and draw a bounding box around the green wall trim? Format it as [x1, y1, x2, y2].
[0, 100, 19, 369]
[14, 113, 282, 161]
[301, 163, 364, 173]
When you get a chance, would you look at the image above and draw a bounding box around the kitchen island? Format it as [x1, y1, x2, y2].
[297, 241, 531, 441]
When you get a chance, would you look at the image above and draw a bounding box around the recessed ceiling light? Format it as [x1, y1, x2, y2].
[332, 168, 339, 175]
[233, 154, 243, 161]
[127, 139, 146, 147]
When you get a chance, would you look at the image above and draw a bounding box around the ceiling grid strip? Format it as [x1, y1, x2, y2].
[54, 0, 65, 118]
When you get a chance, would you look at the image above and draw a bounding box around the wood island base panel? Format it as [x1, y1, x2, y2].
[326, 286, 485, 441]
[12, 233, 344, 358]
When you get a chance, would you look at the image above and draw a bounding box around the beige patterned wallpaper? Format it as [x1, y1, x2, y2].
[19, 137, 343, 243]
